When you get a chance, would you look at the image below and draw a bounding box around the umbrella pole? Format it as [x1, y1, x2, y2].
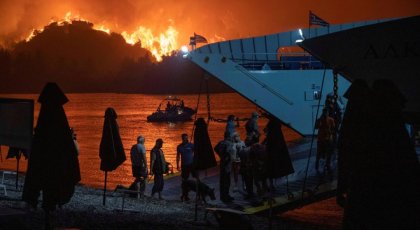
[194, 170, 200, 221]
[269, 190, 273, 230]
[103, 171, 108, 206]
[16, 157, 19, 190]
[44, 209, 50, 230]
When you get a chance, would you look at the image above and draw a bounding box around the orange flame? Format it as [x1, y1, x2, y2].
[121, 26, 178, 61]
[24, 12, 179, 61]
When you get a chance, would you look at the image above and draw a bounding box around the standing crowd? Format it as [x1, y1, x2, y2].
[128, 111, 293, 203]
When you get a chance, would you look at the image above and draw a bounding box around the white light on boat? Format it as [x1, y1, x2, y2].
[181, 45, 189, 53]
[295, 39, 303, 43]
[181, 45, 189, 58]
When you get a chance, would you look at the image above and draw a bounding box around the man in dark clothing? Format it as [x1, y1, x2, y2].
[130, 135, 148, 198]
[214, 131, 234, 202]
[150, 138, 167, 200]
[177, 133, 195, 201]
[245, 112, 260, 144]
[315, 108, 336, 172]
[239, 137, 255, 199]
[177, 133, 196, 180]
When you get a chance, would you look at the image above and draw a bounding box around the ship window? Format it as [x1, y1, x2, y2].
[305, 90, 322, 101]
[313, 90, 321, 100]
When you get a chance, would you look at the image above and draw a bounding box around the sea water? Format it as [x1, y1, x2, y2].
[0, 93, 301, 188]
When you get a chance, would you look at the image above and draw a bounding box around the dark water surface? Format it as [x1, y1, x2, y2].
[0, 93, 301, 188]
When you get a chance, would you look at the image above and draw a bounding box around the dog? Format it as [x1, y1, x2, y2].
[181, 179, 216, 203]
[115, 181, 144, 198]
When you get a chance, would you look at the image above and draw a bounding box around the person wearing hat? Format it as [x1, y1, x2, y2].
[245, 112, 260, 144]
[150, 138, 167, 200]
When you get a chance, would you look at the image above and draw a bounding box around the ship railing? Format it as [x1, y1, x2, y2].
[227, 52, 325, 71]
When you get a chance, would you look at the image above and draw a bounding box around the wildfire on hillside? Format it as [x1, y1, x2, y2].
[24, 12, 178, 62]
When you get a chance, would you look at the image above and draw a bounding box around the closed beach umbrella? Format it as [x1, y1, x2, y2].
[99, 107, 126, 205]
[342, 79, 420, 229]
[265, 117, 294, 178]
[22, 82, 81, 211]
[193, 118, 216, 170]
[264, 116, 294, 229]
[192, 117, 216, 221]
[336, 79, 371, 206]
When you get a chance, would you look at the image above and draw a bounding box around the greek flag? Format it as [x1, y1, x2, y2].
[189, 33, 208, 46]
[309, 11, 329, 27]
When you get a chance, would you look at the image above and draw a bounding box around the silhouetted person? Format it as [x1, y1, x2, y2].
[177, 133, 195, 201]
[245, 112, 260, 144]
[238, 137, 255, 198]
[315, 108, 335, 172]
[214, 131, 234, 202]
[150, 138, 167, 200]
[325, 93, 343, 145]
[342, 79, 420, 230]
[225, 114, 237, 138]
[177, 133, 195, 181]
[250, 141, 268, 196]
[130, 135, 148, 198]
[231, 132, 245, 192]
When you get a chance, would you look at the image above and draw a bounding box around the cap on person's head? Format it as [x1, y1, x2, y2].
[252, 112, 259, 117]
[137, 135, 145, 143]
[227, 114, 235, 120]
[156, 138, 163, 144]
[181, 133, 188, 138]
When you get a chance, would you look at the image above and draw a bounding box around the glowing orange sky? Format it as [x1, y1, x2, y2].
[1, 0, 419, 48]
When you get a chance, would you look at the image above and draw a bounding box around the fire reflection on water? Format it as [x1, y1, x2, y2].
[0, 93, 301, 189]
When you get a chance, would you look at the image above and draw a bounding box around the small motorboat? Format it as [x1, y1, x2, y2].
[147, 96, 196, 122]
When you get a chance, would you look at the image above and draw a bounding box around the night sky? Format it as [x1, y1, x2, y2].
[1, 0, 420, 47]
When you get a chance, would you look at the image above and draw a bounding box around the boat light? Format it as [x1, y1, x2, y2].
[181, 45, 189, 53]
[181, 45, 189, 58]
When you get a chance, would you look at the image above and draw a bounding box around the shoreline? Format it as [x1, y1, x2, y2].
[0, 173, 342, 230]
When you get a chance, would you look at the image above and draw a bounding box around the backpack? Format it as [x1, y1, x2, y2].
[214, 141, 227, 157]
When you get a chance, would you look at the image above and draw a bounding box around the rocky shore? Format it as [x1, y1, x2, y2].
[0, 174, 341, 230]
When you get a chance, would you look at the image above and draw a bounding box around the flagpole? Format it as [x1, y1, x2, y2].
[308, 11, 311, 39]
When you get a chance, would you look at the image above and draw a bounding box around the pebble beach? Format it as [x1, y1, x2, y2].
[0, 174, 342, 230]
